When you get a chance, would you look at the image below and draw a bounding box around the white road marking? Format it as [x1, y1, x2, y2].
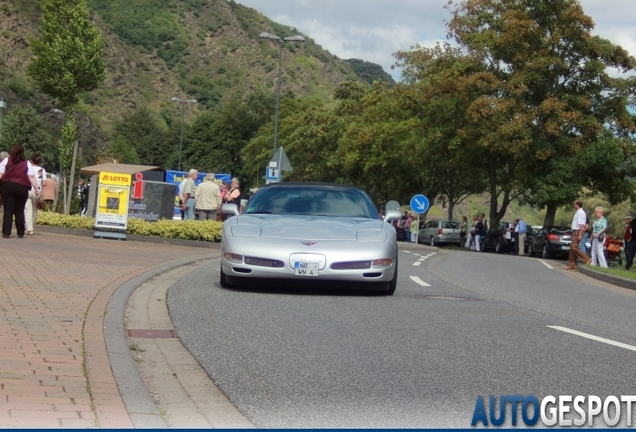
[410, 276, 431, 286]
[547, 326, 636, 353]
[537, 259, 554, 269]
[403, 250, 411, 254]
[418, 258, 426, 261]
[413, 261, 421, 266]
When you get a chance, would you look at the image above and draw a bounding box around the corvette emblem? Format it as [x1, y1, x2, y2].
[300, 240, 317, 246]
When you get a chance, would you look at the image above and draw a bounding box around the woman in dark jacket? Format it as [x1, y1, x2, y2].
[0, 145, 40, 238]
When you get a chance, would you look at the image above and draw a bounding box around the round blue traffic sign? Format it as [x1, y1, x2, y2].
[410, 194, 429, 214]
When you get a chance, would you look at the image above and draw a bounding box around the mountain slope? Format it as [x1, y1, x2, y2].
[0, 0, 391, 158]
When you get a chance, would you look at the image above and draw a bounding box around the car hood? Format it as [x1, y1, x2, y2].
[229, 214, 387, 240]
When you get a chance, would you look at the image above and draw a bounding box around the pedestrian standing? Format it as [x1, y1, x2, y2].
[459, 216, 468, 249]
[474, 215, 485, 252]
[624, 216, 636, 271]
[0, 145, 41, 238]
[181, 169, 198, 220]
[410, 215, 418, 243]
[590, 206, 608, 268]
[505, 223, 513, 254]
[194, 172, 222, 221]
[516, 217, 527, 256]
[567, 200, 592, 270]
[404, 212, 413, 243]
[24, 153, 47, 235]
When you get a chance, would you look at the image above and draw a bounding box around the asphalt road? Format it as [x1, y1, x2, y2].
[167, 248, 636, 428]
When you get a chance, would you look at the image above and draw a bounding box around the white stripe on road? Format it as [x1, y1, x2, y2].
[547, 326, 636, 353]
[403, 250, 411, 254]
[413, 261, 421, 266]
[418, 258, 426, 261]
[410, 276, 431, 286]
[537, 259, 554, 270]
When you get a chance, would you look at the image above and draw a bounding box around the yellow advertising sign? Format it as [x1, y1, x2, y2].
[99, 172, 132, 186]
[95, 184, 130, 230]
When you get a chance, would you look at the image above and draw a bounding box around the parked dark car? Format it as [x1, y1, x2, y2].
[394, 216, 408, 241]
[528, 225, 574, 259]
[484, 222, 534, 254]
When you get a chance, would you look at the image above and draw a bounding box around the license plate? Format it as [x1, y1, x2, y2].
[294, 262, 319, 276]
[562, 245, 570, 250]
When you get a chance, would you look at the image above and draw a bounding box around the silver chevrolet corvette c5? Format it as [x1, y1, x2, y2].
[220, 183, 402, 295]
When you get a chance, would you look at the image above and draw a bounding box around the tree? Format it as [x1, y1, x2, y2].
[447, 0, 636, 227]
[395, 43, 489, 219]
[28, 0, 106, 213]
[113, 108, 167, 167]
[106, 135, 141, 165]
[0, 106, 57, 171]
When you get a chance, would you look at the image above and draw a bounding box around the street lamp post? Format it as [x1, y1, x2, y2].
[259, 32, 305, 158]
[170, 97, 197, 172]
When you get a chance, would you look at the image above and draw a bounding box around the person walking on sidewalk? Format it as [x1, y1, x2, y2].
[24, 153, 47, 235]
[590, 206, 608, 268]
[567, 200, 592, 270]
[0, 145, 41, 238]
[404, 212, 413, 243]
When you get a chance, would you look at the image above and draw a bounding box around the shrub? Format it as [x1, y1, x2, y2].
[36, 211, 223, 242]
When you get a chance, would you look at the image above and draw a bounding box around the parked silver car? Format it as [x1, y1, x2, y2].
[418, 220, 461, 246]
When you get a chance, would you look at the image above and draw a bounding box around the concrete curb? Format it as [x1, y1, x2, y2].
[578, 266, 636, 291]
[35, 224, 221, 249]
[104, 253, 220, 428]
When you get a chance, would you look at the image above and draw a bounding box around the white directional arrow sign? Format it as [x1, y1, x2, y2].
[410, 194, 429, 214]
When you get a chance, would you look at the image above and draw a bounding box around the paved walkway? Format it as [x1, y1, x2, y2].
[0, 232, 214, 427]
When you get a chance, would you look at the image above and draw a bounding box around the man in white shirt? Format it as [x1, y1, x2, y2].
[567, 200, 592, 270]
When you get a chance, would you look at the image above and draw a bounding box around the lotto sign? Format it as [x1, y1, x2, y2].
[99, 172, 131, 186]
[95, 177, 131, 230]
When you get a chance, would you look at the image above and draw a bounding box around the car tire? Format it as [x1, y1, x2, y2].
[529, 243, 535, 257]
[384, 258, 398, 296]
[430, 236, 435, 247]
[542, 243, 551, 259]
[219, 267, 235, 288]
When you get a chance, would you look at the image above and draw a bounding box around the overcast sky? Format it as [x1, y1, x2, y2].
[236, 0, 636, 80]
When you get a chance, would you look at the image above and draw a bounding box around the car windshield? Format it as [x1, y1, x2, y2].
[549, 226, 572, 234]
[243, 185, 379, 219]
[442, 221, 460, 229]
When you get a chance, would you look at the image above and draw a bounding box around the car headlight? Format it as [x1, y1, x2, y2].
[231, 225, 262, 238]
[356, 230, 387, 242]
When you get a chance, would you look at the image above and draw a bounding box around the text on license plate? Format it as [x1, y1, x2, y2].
[294, 262, 319, 276]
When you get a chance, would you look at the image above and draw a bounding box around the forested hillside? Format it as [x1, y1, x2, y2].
[0, 0, 391, 157]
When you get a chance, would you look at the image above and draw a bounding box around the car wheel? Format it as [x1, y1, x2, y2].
[529, 243, 535, 257]
[384, 256, 398, 296]
[430, 236, 435, 247]
[220, 267, 235, 288]
[542, 243, 551, 259]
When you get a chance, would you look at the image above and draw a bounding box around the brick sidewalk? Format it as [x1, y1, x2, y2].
[0, 232, 214, 427]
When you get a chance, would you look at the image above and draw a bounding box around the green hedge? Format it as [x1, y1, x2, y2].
[36, 211, 223, 242]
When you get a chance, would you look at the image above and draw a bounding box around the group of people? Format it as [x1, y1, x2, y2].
[178, 169, 241, 221]
[568, 201, 610, 269]
[0, 145, 49, 238]
[459, 213, 491, 252]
